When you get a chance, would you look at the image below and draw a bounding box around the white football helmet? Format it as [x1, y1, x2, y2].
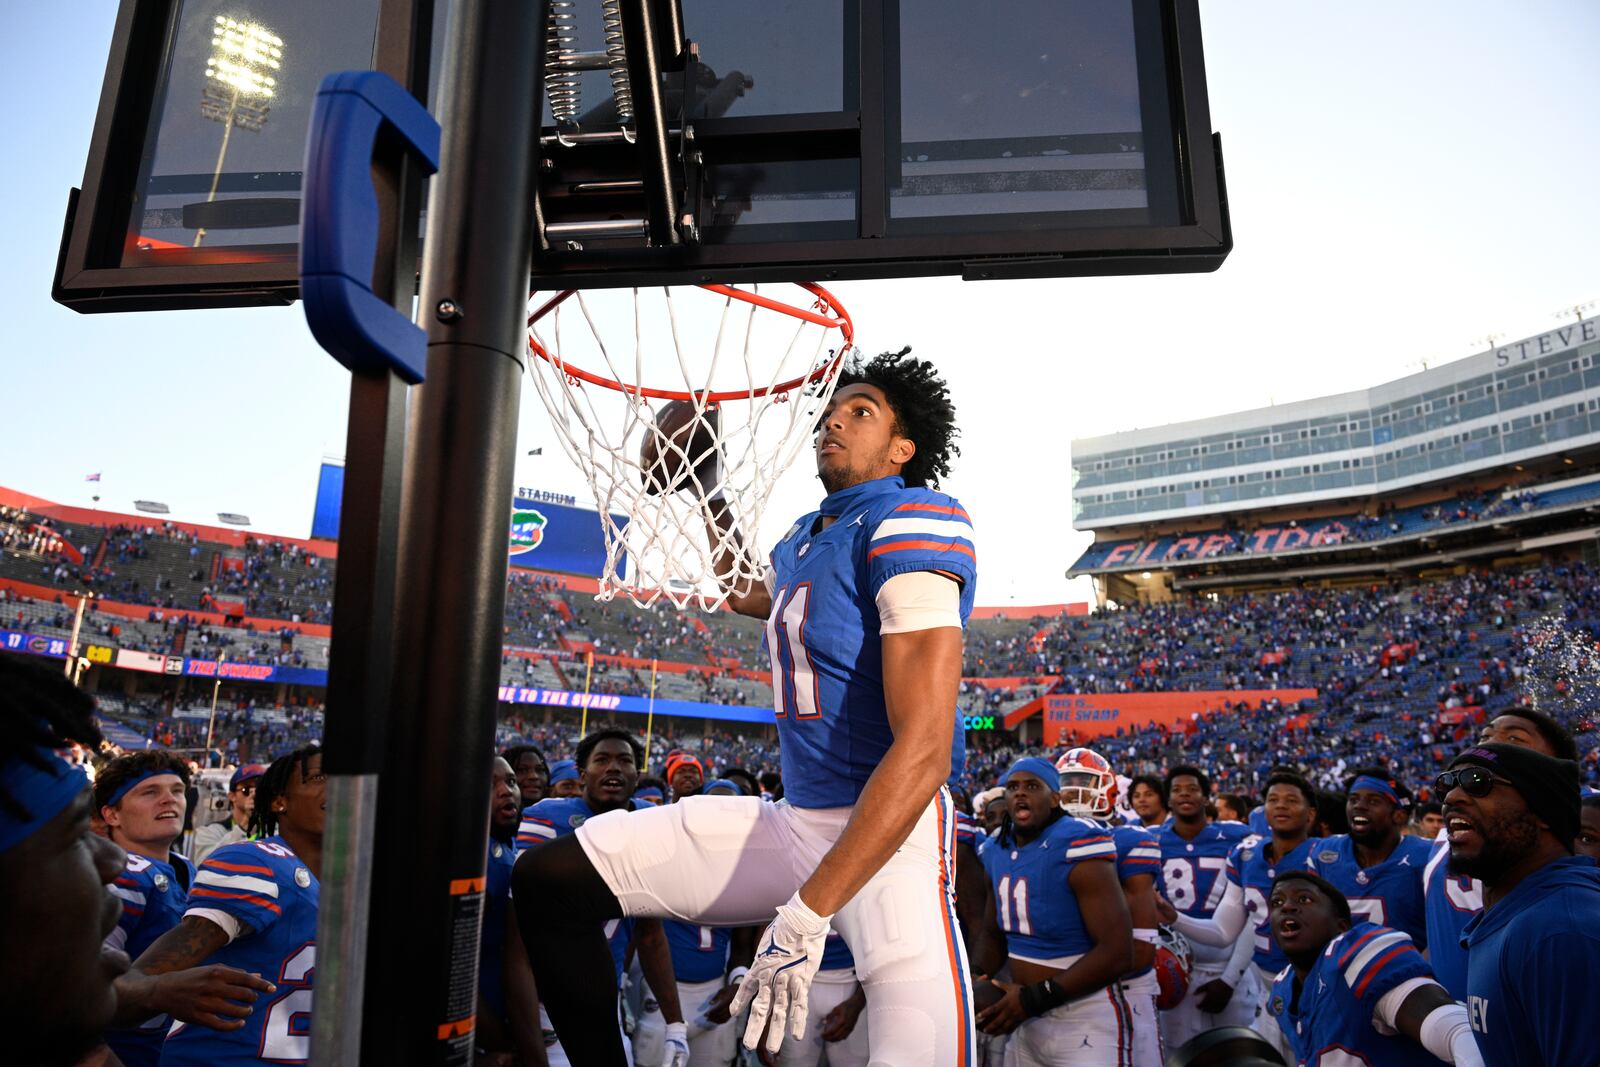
[1054, 747, 1118, 818]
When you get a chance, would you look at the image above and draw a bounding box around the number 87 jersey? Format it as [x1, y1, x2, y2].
[1158, 822, 1252, 966]
[161, 836, 319, 1066]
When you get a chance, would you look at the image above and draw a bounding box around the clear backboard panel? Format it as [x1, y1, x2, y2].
[124, 1, 381, 267]
[56, 0, 1228, 312]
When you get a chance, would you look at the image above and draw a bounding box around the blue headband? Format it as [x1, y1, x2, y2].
[704, 778, 741, 795]
[548, 760, 578, 784]
[0, 745, 90, 853]
[1350, 774, 1408, 809]
[104, 768, 182, 809]
[1004, 757, 1061, 794]
[632, 785, 664, 801]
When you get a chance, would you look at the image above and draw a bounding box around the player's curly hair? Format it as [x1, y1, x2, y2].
[835, 347, 960, 488]
[0, 654, 102, 822]
[250, 744, 321, 838]
[94, 751, 191, 812]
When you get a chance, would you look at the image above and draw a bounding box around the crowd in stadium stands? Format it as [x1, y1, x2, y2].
[1071, 474, 1600, 571]
[7, 499, 1600, 796]
[214, 536, 335, 623]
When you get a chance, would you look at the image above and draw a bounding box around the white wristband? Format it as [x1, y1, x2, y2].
[729, 966, 749, 985]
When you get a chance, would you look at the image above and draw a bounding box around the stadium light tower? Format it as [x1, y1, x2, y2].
[194, 15, 284, 247]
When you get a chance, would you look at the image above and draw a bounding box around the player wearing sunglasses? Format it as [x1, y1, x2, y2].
[1443, 744, 1600, 1066]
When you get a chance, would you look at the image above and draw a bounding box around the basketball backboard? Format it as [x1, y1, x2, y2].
[54, 0, 1228, 313]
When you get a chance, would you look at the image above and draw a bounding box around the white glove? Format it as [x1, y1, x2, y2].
[663, 1021, 690, 1067]
[728, 891, 832, 1054]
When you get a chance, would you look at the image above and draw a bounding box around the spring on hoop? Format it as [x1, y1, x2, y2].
[601, 0, 634, 126]
[545, 0, 581, 125]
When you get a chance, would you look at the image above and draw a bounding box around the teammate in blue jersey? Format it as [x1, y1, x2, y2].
[974, 758, 1133, 1065]
[478, 755, 541, 1064]
[1306, 767, 1431, 944]
[95, 752, 197, 1067]
[1155, 764, 1259, 1049]
[516, 351, 978, 1063]
[1265, 871, 1482, 1067]
[116, 744, 321, 1067]
[1056, 747, 1166, 1067]
[514, 728, 690, 1067]
[1443, 744, 1600, 1066]
[1169, 770, 1321, 1061]
[1423, 707, 1576, 1001]
[0, 655, 132, 1067]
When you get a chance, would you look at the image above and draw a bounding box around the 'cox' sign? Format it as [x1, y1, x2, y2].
[963, 715, 998, 731]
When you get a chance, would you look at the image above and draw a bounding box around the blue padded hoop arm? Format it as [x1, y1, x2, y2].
[300, 71, 441, 384]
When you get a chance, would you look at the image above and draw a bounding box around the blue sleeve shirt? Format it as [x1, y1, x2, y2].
[765, 476, 976, 809]
[104, 850, 194, 1067]
[160, 837, 319, 1067]
[1461, 855, 1600, 1066]
[1421, 828, 1481, 1001]
[1268, 922, 1440, 1067]
[1109, 823, 1162, 978]
[479, 837, 517, 1022]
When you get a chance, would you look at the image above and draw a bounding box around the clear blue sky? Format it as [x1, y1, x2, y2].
[2, 2, 1598, 605]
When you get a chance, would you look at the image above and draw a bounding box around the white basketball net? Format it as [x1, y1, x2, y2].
[524, 284, 853, 611]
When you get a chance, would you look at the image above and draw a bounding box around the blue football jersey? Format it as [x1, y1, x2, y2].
[1268, 923, 1439, 1067]
[1421, 829, 1480, 1001]
[819, 931, 855, 973]
[515, 796, 635, 985]
[764, 476, 977, 809]
[1107, 823, 1161, 978]
[981, 815, 1117, 962]
[1226, 836, 1320, 976]
[663, 920, 731, 984]
[1305, 835, 1431, 948]
[480, 836, 517, 1021]
[1461, 855, 1600, 1066]
[1158, 821, 1253, 965]
[105, 850, 194, 1067]
[161, 837, 318, 1067]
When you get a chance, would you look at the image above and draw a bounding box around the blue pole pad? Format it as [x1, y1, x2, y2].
[300, 71, 441, 384]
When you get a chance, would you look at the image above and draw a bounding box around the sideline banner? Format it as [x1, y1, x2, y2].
[1040, 688, 1318, 744]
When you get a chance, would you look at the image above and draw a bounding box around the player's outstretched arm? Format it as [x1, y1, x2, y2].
[1171, 878, 1248, 946]
[702, 496, 772, 619]
[1195, 912, 1257, 1013]
[1387, 980, 1484, 1067]
[114, 914, 274, 1030]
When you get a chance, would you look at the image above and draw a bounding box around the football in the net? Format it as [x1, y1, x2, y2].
[639, 399, 721, 496]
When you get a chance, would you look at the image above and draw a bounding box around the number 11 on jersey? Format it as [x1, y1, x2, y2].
[767, 584, 820, 719]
